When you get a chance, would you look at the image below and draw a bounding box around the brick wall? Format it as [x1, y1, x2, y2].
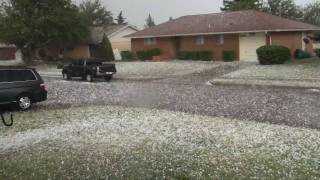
[131, 34, 239, 61]
[0, 47, 16, 60]
[179, 34, 239, 61]
[131, 37, 177, 60]
[270, 32, 301, 58]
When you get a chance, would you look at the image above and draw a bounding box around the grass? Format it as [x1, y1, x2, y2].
[0, 106, 320, 179]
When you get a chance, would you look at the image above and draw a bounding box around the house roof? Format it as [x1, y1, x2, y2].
[127, 10, 320, 38]
[90, 24, 139, 44]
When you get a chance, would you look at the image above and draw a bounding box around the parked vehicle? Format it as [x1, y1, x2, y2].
[0, 67, 47, 110]
[62, 58, 117, 82]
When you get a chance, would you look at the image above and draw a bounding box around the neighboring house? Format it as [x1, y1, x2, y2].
[127, 10, 320, 61]
[0, 44, 23, 64]
[34, 24, 139, 61]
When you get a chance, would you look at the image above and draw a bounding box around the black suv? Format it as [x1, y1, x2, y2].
[0, 67, 47, 110]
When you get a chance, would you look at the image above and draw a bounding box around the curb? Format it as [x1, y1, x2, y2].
[210, 78, 320, 89]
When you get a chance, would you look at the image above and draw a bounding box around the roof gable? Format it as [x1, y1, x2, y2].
[128, 10, 320, 38]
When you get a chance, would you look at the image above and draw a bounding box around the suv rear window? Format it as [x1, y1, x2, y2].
[0, 69, 36, 82]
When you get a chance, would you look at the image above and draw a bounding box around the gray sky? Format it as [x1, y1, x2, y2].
[74, 0, 316, 29]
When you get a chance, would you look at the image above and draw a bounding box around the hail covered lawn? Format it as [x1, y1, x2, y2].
[0, 106, 319, 179]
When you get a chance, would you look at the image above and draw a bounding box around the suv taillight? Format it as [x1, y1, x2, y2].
[40, 84, 47, 92]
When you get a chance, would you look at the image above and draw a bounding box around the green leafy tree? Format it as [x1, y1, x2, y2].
[115, 11, 126, 25]
[221, 0, 263, 11]
[263, 0, 303, 20]
[97, 34, 115, 61]
[145, 14, 156, 28]
[0, 0, 89, 63]
[303, 2, 320, 26]
[79, 0, 113, 26]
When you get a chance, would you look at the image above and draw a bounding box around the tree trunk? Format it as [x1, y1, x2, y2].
[21, 48, 33, 65]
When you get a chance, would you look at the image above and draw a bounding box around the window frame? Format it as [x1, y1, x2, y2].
[196, 36, 205, 45]
[144, 38, 157, 45]
[0, 69, 38, 83]
[216, 35, 224, 45]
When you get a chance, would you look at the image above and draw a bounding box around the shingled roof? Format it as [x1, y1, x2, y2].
[128, 10, 320, 38]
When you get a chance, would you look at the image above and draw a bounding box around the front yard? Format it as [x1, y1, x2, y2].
[1, 106, 320, 179]
[223, 58, 320, 81]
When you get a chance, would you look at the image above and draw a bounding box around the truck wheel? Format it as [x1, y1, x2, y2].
[104, 75, 113, 81]
[63, 73, 71, 80]
[86, 74, 93, 82]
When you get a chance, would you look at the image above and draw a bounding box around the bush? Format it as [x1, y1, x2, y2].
[97, 34, 115, 61]
[177, 51, 213, 61]
[223, 50, 236, 62]
[294, 49, 311, 59]
[136, 48, 162, 60]
[256, 45, 291, 65]
[315, 49, 320, 58]
[120, 51, 133, 60]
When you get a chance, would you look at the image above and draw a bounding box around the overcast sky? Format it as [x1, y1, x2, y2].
[74, 0, 316, 29]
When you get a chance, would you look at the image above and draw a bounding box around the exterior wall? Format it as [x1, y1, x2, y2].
[131, 34, 239, 60]
[131, 37, 177, 59]
[0, 47, 16, 60]
[109, 27, 137, 52]
[179, 34, 239, 60]
[63, 45, 90, 59]
[270, 32, 302, 58]
[111, 42, 131, 52]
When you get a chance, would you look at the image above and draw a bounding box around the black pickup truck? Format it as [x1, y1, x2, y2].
[62, 58, 117, 82]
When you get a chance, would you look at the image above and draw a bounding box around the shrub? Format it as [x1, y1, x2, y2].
[120, 51, 133, 60]
[223, 50, 236, 62]
[315, 49, 320, 58]
[256, 45, 291, 65]
[97, 34, 115, 61]
[199, 51, 213, 61]
[136, 48, 162, 60]
[177, 51, 213, 61]
[294, 49, 311, 59]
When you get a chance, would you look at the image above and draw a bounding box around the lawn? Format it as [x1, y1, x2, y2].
[223, 58, 320, 81]
[1, 106, 320, 179]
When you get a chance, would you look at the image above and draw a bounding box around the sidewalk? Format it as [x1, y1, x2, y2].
[211, 78, 320, 89]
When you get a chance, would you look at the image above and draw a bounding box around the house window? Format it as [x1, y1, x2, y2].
[216, 35, 224, 44]
[196, 36, 205, 45]
[144, 38, 157, 45]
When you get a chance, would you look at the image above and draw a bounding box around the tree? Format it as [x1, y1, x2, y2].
[263, 0, 303, 20]
[145, 14, 156, 28]
[0, 0, 89, 63]
[79, 0, 113, 26]
[221, 0, 263, 11]
[97, 34, 114, 61]
[303, 2, 320, 26]
[115, 11, 126, 25]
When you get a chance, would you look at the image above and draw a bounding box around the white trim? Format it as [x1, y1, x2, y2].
[129, 29, 320, 38]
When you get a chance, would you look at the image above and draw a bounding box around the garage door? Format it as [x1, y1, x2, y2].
[240, 33, 266, 62]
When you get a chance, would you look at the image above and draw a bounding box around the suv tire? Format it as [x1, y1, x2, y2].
[17, 95, 32, 111]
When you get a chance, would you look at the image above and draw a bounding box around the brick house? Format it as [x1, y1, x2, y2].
[128, 10, 320, 61]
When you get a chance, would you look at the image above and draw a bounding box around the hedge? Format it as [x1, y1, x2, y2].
[294, 49, 311, 59]
[256, 45, 291, 65]
[315, 49, 320, 58]
[223, 50, 236, 62]
[120, 51, 133, 60]
[136, 48, 162, 60]
[177, 51, 213, 61]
